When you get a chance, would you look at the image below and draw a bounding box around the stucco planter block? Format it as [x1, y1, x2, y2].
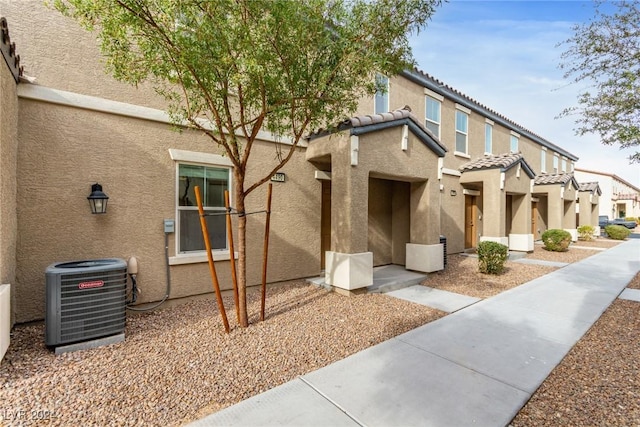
[0, 285, 9, 362]
[325, 252, 373, 290]
[508, 234, 534, 252]
[406, 243, 444, 273]
[479, 236, 509, 247]
[564, 229, 578, 242]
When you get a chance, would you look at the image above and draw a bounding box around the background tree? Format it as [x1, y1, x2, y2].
[558, 0, 640, 163]
[55, 0, 443, 327]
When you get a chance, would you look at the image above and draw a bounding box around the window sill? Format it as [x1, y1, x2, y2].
[169, 251, 238, 266]
[454, 151, 471, 159]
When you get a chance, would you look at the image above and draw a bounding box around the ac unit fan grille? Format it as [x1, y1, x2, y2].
[46, 259, 127, 347]
[59, 269, 126, 343]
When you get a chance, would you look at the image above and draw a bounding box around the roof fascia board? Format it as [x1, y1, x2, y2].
[502, 158, 535, 179]
[350, 118, 447, 157]
[400, 69, 579, 161]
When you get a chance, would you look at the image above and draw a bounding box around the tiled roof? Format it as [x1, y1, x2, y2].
[534, 172, 579, 190]
[345, 106, 414, 128]
[307, 106, 447, 156]
[402, 68, 579, 161]
[534, 173, 573, 185]
[459, 152, 523, 172]
[578, 182, 600, 193]
[0, 17, 23, 83]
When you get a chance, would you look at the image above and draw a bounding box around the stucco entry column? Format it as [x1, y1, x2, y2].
[479, 175, 509, 246]
[508, 193, 534, 251]
[324, 137, 373, 290]
[406, 180, 444, 273]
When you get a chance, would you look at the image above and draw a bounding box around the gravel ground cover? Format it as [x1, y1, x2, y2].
[0, 237, 633, 426]
[527, 245, 601, 263]
[422, 254, 557, 299]
[0, 282, 443, 426]
[512, 272, 640, 426]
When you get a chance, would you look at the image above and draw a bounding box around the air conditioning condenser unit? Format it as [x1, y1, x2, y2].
[45, 258, 127, 348]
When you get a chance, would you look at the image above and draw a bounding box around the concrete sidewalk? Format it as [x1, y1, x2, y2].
[190, 239, 640, 427]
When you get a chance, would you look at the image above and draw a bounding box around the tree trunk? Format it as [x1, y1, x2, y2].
[235, 173, 249, 327]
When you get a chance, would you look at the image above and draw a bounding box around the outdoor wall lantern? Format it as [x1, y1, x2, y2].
[450, 189, 457, 196]
[87, 183, 109, 214]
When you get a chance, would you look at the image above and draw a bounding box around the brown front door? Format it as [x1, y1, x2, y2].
[464, 195, 477, 249]
[532, 202, 538, 239]
[320, 180, 331, 269]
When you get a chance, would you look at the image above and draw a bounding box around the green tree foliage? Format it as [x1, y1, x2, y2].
[559, 1, 640, 163]
[54, 0, 442, 327]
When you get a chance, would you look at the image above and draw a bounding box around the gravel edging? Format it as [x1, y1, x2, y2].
[512, 272, 640, 426]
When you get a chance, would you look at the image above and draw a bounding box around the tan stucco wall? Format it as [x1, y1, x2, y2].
[460, 166, 532, 239]
[440, 174, 467, 254]
[367, 178, 411, 266]
[14, 99, 320, 322]
[308, 124, 441, 256]
[578, 192, 599, 228]
[0, 43, 19, 324]
[1, 1, 167, 110]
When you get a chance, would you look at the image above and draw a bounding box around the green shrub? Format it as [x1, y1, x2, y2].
[604, 224, 631, 240]
[577, 225, 595, 241]
[477, 241, 508, 275]
[541, 229, 572, 252]
[624, 217, 639, 225]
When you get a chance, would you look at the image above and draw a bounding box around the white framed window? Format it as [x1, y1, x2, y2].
[510, 133, 519, 152]
[553, 154, 559, 173]
[425, 96, 441, 138]
[374, 74, 389, 114]
[561, 157, 567, 173]
[540, 148, 547, 173]
[455, 109, 469, 154]
[177, 163, 231, 253]
[484, 121, 493, 154]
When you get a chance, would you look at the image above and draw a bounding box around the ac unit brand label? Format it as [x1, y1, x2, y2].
[78, 280, 104, 289]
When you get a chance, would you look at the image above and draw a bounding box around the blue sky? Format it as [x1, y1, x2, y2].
[409, 0, 639, 186]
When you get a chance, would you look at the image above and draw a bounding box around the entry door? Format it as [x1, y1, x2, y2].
[464, 195, 477, 249]
[320, 180, 331, 269]
[532, 202, 538, 239]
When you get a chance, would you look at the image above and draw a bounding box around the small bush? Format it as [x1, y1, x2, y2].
[477, 241, 508, 275]
[577, 225, 595, 241]
[624, 217, 639, 225]
[541, 229, 572, 252]
[604, 224, 631, 240]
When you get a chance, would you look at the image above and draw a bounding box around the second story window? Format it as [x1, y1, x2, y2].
[510, 134, 519, 152]
[374, 74, 389, 114]
[455, 109, 469, 154]
[425, 96, 441, 138]
[540, 149, 547, 173]
[484, 122, 493, 154]
[553, 154, 559, 174]
[561, 158, 567, 173]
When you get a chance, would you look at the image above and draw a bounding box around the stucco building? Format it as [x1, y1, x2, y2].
[1, 2, 598, 330]
[574, 168, 640, 219]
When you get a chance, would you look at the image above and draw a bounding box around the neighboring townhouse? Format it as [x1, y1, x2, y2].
[577, 182, 602, 233]
[0, 3, 596, 324]
[574, 168, 640, 219]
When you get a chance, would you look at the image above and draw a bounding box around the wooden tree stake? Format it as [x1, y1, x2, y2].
[195, 185, 230, 333]
[225, 190, 240, 323]
[261, 183, 273, 321]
